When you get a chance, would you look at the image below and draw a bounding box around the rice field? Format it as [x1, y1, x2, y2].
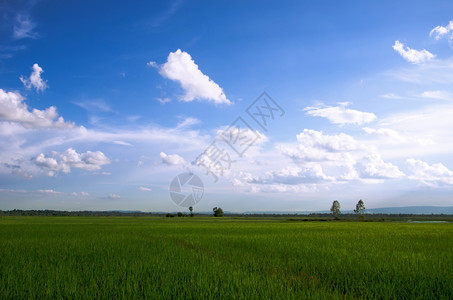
[0, 216, 452, 299]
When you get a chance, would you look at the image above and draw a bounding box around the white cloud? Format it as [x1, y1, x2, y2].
[430, 21, 453, 41]
[156, 97, 171, 104]
[158, 49, 231, 105]
[388, 58, 453, 84]
[392, 40, 435, 64]
[381, 93, 406, 100]
[34, 148, 111, 175]
[112, 140, 133, 146]
[13, 15, 38, 39]
[377, 104, 453, 157]
[304, 103, 376, 125]
[295, 129, 364, 153]
[108, 193, 121, 199]
[20, 64, 48, 92]
[245, 165, 334, 186]
[420, 90, 453, 100]
[160, 152, 186, 165]
[72, 191, 89, 197]
[37, 189, 63, 195]
[147, 61, 158, 68]
[176, 117, 200, 129]
[75, 100, 113, 112]
[138, 186, 152, 192]
[363, 127, 406, 143]
[406, 158, 453, 186]
[358, 154, 404, 179]
[0, 89, 73, 129]
[278, 129, 403, 183]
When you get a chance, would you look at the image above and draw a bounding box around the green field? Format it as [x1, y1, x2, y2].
[0, 217, 452, 299]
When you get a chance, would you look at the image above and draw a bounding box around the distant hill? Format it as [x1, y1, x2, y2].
[364, 206, 453, 215]
[243, 206, 453, 215]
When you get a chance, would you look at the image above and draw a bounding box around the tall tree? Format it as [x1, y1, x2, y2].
[354, 199, 365, 215]
[330, 200, 341, 217]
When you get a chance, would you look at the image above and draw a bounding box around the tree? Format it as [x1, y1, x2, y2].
[189, 206, 194, 217]
[330, 200, 341, 217]
[354, 199, 366, 215]
[213, 207, 224, 217]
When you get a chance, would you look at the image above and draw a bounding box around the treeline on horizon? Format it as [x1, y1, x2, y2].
[1, 209, 453, 220]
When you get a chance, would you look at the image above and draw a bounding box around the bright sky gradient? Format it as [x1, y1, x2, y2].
[1, 0, 453, 212]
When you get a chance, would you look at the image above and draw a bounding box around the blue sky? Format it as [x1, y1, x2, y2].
[1, 0, 453, 212]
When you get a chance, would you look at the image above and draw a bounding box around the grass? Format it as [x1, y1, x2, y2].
[0, 216, 452, 299]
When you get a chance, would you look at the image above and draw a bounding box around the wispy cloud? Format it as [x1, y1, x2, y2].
[430, 21, 453, 46]
[75, 99, 114, 112]
[176, 117, 200, 129]
[13, 14, 38, 40]
[304, 102, 376, 126]
[138, 186, 152, 192]
[420, 90, 453, 101]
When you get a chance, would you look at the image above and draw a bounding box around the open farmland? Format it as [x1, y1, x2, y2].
[0, 217, 452, 299]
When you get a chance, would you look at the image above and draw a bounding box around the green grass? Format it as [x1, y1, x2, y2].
[0, 217, 452, 299]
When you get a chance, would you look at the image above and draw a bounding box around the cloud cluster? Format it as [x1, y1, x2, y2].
[392, 40, 435, 64]
[156, 49, 231, 105]
[233, 129, 403, 193]
[304, 103, 376, 125]
[20, 63, 48, 92]
[406, 158, 453, 186]
[34, 148, 111, 176]
[0, 89, 73, 128]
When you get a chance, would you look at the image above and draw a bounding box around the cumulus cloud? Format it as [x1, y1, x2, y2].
[20, 64, 48, 92]
[295, 129, 364, 153]
[34, 148, 111, 176]
[304, 102, 376, 125]
[13, 15, 38, 39]
[0, 89, 73, 128]
[160, 152, 186, 165]
[157, 49, 231, 105]
[406, 158, 453, 186]
[357, 154, 404, 179]
[392, 40, 435, 64]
